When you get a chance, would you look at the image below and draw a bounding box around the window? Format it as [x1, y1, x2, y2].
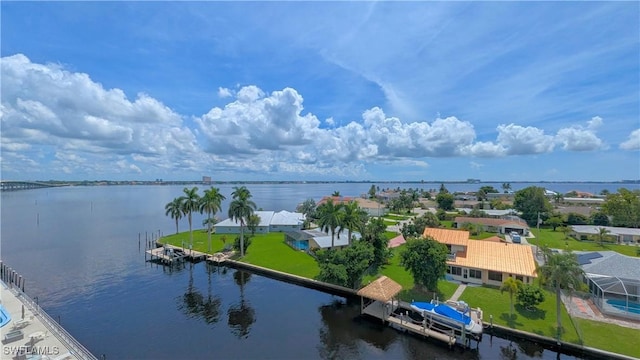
[448, 266, 462, 276]
[516, 275, 524, 282]
[488, 271, 502, 282]
[469, 269, 482, 279]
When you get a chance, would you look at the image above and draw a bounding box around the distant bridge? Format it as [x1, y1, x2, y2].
[0, 180, 70, 191]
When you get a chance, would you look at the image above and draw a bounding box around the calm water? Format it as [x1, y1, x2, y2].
[2, 183, 632, 359]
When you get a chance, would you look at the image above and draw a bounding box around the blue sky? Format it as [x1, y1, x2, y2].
[1, 2, 638, 182]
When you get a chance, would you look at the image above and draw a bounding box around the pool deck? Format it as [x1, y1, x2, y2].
[562, 293, 640, 330]
[1, 281, 97, 359]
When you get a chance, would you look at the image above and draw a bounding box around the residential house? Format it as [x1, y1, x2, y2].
[570, 225, 640, 244]
[454, 216, 530, 235]
[424, 227, 537, 286]
[285, 227, 361, 251]
[215, 210, 305, 234]
[316, 196, 387, 216]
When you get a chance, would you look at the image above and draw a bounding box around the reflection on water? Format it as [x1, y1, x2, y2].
[227, 270, 256, 339]
[176, 263, 222, 325]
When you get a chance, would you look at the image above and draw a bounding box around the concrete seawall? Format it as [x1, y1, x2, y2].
[219, 258, 637, 360]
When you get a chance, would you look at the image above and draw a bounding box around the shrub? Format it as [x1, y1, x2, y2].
[232, 235, 252, 253]
[517, 284, 546, 310]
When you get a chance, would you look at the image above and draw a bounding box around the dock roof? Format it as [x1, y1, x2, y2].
[357, 276, 402, 302]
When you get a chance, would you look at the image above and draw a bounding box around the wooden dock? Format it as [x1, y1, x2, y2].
[362, 300, 457, 346]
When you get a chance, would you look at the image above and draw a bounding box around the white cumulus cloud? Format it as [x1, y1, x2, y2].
[620, 129, 640, 150]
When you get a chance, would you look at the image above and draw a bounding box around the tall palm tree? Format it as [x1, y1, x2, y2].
[502, 182, 512, 193]
[228, 186, 256, 257]
[341, 201, 367, 245]
[316, 199, 344, 248]
[500, 277, 522, 320]
[538, 250, 584, 339]
[199, 187, 226, 253]
[179, 187, 200, 255]
[554, 193, 564, 205]
[165, 197, 183, 234]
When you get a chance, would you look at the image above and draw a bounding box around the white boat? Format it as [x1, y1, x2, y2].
[409, 300, 483, 338]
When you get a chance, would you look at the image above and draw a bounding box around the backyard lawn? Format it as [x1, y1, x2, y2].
[160, 229, 227, 253]
[529, 228, 639, 257]
[241, 233, 320, 279]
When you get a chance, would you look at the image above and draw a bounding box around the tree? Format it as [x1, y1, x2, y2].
[316, 199, 344, 248]
[341, 201, 367, 245]
[331, 190, 341, 197]
[502, 183, 512, 193]
[228, 186, 257, 257]
[553, 193, 564, 205]
[179, 187, 201, 254]
[566, 212, 588, 225]
[538, 250, 584, 339]
[546, 216, 563, 231]
[590, 211, 609, 226]
[439, 183, 449, 194]
[513, 187, 552, 225]
[602, 188, 640, 227]
[361, 217, 390, 268]
[368, 184, 377, 199]
[165, 197, 183, 234]
[479, 185, 499, 194]
[316, 240, 375, 288]
[517, 284, 546, 310]
[400, 237, 448, 291]
[199, 187, 226, 253]
[400, 212, 440, 238]
[247, 214, 261, 236]
[435, 192, 455, 211]
[501, 277, 522, 319]
[296, 198, 317, 220]
[596, 227, 610, 246]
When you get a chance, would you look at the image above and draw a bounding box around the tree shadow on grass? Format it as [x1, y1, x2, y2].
[398, 285, 446, 302]
[515, 304, 547, 320]
[499, 313, 524, 328]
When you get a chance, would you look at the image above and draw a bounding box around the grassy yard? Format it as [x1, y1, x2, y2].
[384, 231, 400, 240]
[458, 285, 640, 358]
[363, 246, 458, 302]
[383, 219, 398, 226]
[530, 228, 639, 257]
[573, 318, 640, 358]
[240, 233, 320, 279]
[160, 229, 227, 253]
[385, 214, 412, 221]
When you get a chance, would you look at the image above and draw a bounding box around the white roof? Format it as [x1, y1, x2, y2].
[215, 210, 305, 228]
[304, 227, 362, 248]
[271, 210, 305, 225]
[571, 225, 640, 236]
[455, 208, 517, 216]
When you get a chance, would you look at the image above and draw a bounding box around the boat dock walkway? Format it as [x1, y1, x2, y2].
[361, 300, 457, 346]
[146, 243, 235, 265]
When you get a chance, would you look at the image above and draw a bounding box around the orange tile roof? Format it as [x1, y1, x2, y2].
[423, 227, 469, 246]
[316, 196, 356, 206]
[452, 240, 537, 278]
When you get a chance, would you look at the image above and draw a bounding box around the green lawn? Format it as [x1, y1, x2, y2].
[384, 231, 400, 240]
[160, 229, 227, 253]
[240, 233, 320, 279]
[459, 286, 579, 343]
[385, 214, 411, 221]
[383, 219, 398, 226]
[574, 318, 640, 358]
[529, 228, 639, 257]
[363, 246, 458, 302]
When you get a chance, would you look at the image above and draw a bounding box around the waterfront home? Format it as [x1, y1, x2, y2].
[316, 196, 388, 216]
[578, 251, 640, 321]
[423, 228, 538, 286]
[285, 227, 362, 250]
[570, 225, 640, 244]
[215, 210, 305, 234]
[455, 208, 518, 218]
[453, 216, 530, 236]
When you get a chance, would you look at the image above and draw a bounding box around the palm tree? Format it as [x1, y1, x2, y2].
[502, 182, 512, 193]
[500, 277, 522, 320]
[228, 186, 256, 257]
[341, 201, 367, 245]
[553, 193, 564, 205]
[179, 187, 200, 255]
[331, 191, 341, 197]
[316, 199, 344, 248]
[538, 250, 584, 339]
[165, 197, 183, 234]
[199, 187, 226, 253]
[596, 227, 610, 247]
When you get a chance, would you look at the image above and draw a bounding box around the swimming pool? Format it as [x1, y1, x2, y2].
[290, 240, 309, 251]
[606, 299, 640, 315]
[0, 304, 11, 327]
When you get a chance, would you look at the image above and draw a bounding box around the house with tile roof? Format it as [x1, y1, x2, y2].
[454, 216, 530, 236]
[423, 227, 538, 286]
